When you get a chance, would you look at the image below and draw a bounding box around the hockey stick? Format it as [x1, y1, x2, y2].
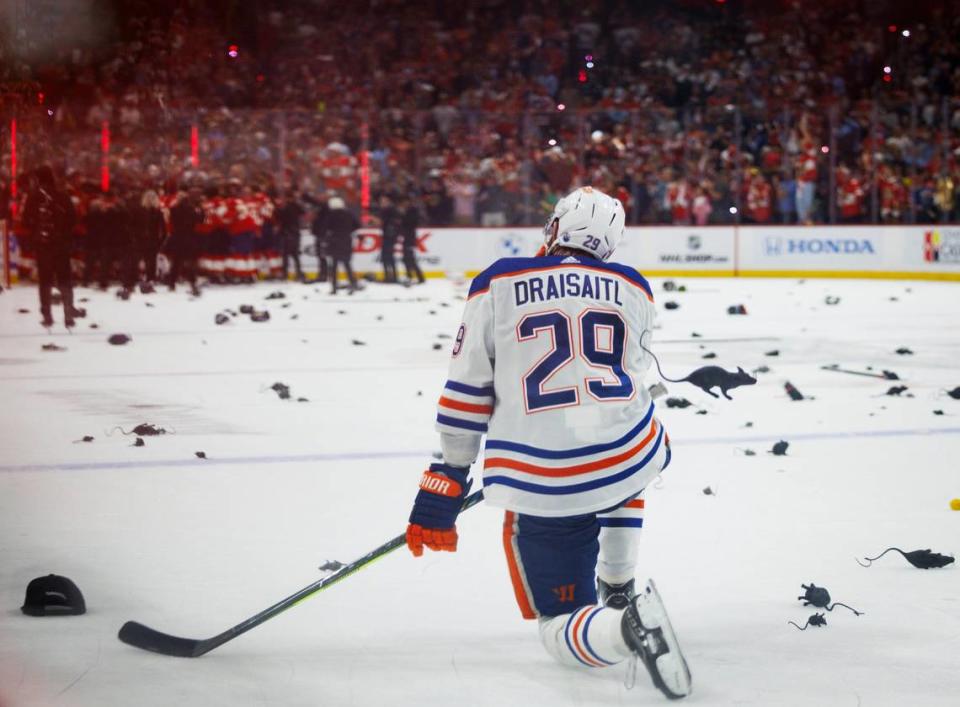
[118, 489, 484, 657]
[655, 336, 780, 344]
[820, 365, 900, 380]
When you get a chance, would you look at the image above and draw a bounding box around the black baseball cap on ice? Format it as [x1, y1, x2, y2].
[21, 575, 86, 616]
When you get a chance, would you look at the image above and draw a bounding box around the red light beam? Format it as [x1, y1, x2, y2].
[101, 121, 110, 192]
[191, 125, 199, 167]
[10, 119, 17, 218]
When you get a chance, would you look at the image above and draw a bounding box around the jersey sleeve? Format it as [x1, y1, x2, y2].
[624, 265, 656, 383]
[435, 289, 495, 436]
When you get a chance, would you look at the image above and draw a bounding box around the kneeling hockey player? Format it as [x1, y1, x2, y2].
[406, 186, 692, 699]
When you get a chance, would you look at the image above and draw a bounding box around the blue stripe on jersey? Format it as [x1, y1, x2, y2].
[485, 403, 654, 459]
[445, 380, 495, 398]
[436, 413, 488, 433]
[483, 426, 663, 495]
[468, 256, 653, 300]
[469, 258, 535, 297]
[582, 608, 616, 666]
[597, 518, 644, 528]
[598, 261, 654, 300]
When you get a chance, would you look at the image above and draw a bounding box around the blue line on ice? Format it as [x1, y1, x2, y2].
[3, 426, 959, 473]
[0, 365, 438, 380]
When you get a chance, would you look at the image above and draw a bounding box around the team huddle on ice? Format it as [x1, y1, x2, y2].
[406, 187, 693, 700]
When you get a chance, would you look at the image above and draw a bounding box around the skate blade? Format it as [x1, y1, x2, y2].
[634, 579, 692, 699]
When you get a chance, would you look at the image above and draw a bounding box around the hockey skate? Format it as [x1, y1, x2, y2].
[598, 577, 636, 610]
[621, 579, 692, 700]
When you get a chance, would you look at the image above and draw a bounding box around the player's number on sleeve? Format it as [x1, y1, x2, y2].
[517, 310, 634, 413]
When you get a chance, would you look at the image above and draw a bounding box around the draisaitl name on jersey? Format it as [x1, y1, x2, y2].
[513, 271, 624, 307]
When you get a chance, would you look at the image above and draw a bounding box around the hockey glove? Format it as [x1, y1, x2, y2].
[406, 463, 472, 557]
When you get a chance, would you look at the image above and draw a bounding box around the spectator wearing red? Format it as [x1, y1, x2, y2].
[691, 186, 713, 226]
[746, 171, 773, 224]
[837, 167, 864, 224]
[666, 172, 691, 225]
[878, 165, 907, 224]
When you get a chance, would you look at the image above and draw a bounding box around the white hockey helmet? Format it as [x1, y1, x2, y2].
[543, 186, 625, 261]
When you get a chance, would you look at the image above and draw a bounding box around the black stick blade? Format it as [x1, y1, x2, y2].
[118, 621, 207, 657]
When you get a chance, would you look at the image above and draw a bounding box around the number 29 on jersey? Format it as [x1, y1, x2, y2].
[516, 308, 634, 414]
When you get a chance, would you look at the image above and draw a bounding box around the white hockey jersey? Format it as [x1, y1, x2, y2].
[436, 255, 667, 517]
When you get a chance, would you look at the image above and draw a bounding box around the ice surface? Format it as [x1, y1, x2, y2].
[1, 277, 959, 706]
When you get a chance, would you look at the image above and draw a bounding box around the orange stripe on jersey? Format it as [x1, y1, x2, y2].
[437, 396, 493, 415]
[571, 607, 605, 667]
[469, 263, 654, 303]
[502, 511, 537, 620]
[483, 422, 658, 478]
[625, 499, 645, 509]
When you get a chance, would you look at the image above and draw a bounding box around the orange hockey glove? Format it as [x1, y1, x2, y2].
[406, 463, 471, 557]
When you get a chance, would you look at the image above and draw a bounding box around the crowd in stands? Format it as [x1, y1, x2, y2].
[2, 0, 960, 237]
